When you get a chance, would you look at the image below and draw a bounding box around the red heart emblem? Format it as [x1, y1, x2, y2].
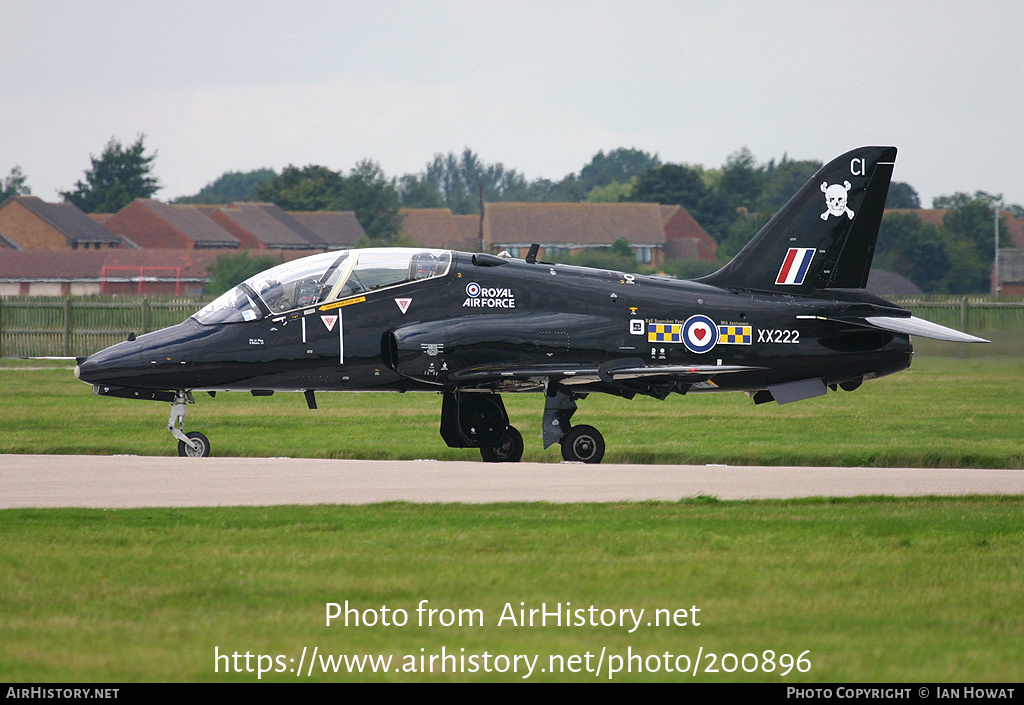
[693, 327, 707, 341]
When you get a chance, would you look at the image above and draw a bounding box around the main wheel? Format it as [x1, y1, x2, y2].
[177, 431, 211, 457]
[480, 426, 524, 463]
[560, 425, 604, 464]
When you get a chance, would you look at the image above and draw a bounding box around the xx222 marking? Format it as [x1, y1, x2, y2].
[758, 329, 800, 344]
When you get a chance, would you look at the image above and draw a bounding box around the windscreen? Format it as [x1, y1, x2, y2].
[193, 249, 451, 324]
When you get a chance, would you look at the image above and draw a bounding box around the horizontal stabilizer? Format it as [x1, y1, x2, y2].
[864, 316, 989, 343]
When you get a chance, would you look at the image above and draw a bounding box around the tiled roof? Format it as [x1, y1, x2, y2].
[400, 208, 466, 249]
[3, 196, 121, 246]
[289, 211, 366, 248]
[453, 214, 482, 249]
[124, 199, 241, 248]
[484, 202, 668, 247]
[211, 203, 325, 249]
[661, 205, 717, 260]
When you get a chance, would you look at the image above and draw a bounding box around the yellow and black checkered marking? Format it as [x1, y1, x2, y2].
[718, 325, 752, 345]
[648, 323, 682, 343]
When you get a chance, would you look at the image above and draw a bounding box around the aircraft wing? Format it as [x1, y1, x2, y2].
[448, 361, 763, 388]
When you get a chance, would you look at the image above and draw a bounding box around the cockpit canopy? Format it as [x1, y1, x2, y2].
[194, 248, 452, 325]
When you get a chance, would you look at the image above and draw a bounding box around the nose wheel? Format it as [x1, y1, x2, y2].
[168, 391, 211, 457]
[177, 431, 211, 458]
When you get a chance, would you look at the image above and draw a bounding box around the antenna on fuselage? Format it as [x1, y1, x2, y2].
[525, 243, 540, 264]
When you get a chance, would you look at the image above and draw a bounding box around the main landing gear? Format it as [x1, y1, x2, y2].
[439, 389, 606, 464]
[163, 387, 606, 463]
[480, 426, 524, 463]
[542, 387, 605, 464]
[558, 424, 605, 464]
[168, 391, 211, 457]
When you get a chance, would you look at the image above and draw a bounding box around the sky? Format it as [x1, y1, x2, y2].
[2, 0, 1023, 207]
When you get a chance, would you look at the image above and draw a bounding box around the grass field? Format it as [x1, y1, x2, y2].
[2, 355, 1022, 682]
[1, 355, 1022, 467]
[1, 498, 1022, 682]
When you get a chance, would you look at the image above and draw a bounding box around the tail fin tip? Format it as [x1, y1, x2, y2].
[699, 146, 897, 294]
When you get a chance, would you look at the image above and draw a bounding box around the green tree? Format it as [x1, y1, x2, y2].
[662, 258, 722, 279]
[586, 179, 634, 203]
[342, 160, 403, 242]
[60, 135, 160, 213]
[175, 168, 277, 205]
[943, 197, 1001, 262]
[206, 251, 280, 295]
[397, 174, 445, 209]
[423, 149, 529, 214]
[932, 192, 975, 209]
[716, 208, 771, 261]
[256, 161, 403, 242]
[939, 234, 989, 294]
[256, 164, 346, 211]
[628, 163, 732, 240]
[873, 212, 952, 292]
[717, 147, 763, 211]
[607, 237, 635, 259]
[758, 158, 822, 212]
[578, 147, 660, 192]
[873, 211, 990, 294]
[547, 248, 637, 272]
[884, 181, 921, 209]
[1, 166, 31, 200]
[514, 175, 586, 203]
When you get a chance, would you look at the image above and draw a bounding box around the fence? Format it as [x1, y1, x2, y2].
[1, 296, 1022, 359]
[0, 298, 206, 358]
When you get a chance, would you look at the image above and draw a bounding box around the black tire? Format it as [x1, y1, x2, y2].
[480, 426, 524, 463]
[560, 425, 604, 464]
[177, 431, 211, 457]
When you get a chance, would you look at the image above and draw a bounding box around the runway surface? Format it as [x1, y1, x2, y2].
[1, 454, 1020, 508]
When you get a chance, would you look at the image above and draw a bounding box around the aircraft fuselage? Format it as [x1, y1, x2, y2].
[77, 252, 913, 398]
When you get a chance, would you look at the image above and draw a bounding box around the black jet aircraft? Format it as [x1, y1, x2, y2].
[75, 146, 986, 463]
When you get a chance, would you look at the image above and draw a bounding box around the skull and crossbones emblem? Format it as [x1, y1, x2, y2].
[820, 181, 855, 220]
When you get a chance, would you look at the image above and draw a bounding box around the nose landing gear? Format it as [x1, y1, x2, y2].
[168, 391, 211, 457]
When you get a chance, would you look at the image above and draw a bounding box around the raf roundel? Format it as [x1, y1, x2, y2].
[466, 282, 481, 297]
[682, 314, 717, 354]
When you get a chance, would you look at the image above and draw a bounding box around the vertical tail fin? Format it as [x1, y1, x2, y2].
[698, 146, 897, 294]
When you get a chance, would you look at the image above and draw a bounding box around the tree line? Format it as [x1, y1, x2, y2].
[3, 137, 1020, 294]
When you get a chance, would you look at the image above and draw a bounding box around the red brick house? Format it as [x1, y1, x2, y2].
[400, 208, 479, 251]
[0, 197, 123, 251]
[208, 203, 336, 250]
[288, 211, 367, 249]
[103, 199, 240, 249]
[481, 202, 717, 266]
[0, 249, 218, 296]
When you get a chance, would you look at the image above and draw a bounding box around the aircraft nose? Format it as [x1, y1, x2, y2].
[75, 340, 142, 386]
